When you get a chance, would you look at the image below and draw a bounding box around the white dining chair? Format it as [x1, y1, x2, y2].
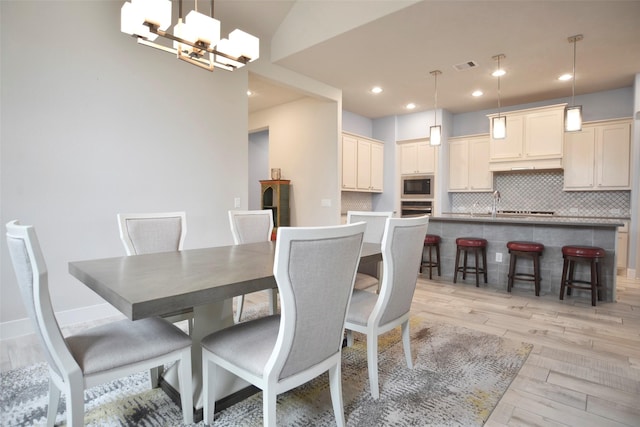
[347, 210, 394, 291]
[344, 215, 429, 399]
[201, 222, 366, 426]
[117, 211, 194, 333]
[5, 220, 194, 426]
[228, 209, 275, 323]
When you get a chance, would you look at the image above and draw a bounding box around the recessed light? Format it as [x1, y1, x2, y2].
[371, 86, 383, 94]
[406, 103, 416, 110]
[558, 73, 572, 81]
[247, 90, 253, 96]
[472, 90, 483, 97]
[491, 69, 506, 77]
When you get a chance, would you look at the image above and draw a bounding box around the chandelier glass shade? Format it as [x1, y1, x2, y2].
[121, 0, 259, 72]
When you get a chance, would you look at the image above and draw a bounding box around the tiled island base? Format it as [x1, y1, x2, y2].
[427, 215, 623, 302]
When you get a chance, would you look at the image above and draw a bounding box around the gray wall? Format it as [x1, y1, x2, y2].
[248, 130, 270, 210]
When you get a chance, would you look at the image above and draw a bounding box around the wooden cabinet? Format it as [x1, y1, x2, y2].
[488, 104, 565, 171]
[342, 133, 384, 192]
[400, 140, 436, 175]
[563, 119, 631, 190]
[617, 222, 629, 271]
[260, 180, 290, 229]
[448, 135, 492, 192]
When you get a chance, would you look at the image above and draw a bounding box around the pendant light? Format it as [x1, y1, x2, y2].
[565, 34, 583, 131]
[429, 70, 442, 146]
[492, 54, 506, 139]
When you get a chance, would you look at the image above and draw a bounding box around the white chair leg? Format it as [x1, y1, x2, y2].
[46, 379, 60, 427]
[67, 381, 85, 427]
[366, 333, 380, 399]
[234, 295, 245, 323]
[346, 330, 354, 347]
[203, 354, 216, 426]
[263, 389, 277, 427]
[329, 362, 346, 427]
[178, 351, 194, 424]
[401, 321, 413, 369]
[149, 367, 160, 388]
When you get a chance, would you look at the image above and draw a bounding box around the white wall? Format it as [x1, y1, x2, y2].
[250, 98, 341, 226]
[1, 1, 249, 333]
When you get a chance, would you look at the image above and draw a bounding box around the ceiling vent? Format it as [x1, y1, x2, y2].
[453, 60, 479, 71]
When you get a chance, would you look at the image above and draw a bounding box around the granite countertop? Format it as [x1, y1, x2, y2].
[434, 213, 628, 227]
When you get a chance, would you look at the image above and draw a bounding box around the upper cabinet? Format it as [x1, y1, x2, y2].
[400, 140, 436, 175]
[488, 104, 565, 171]
[449, 134, 492, 192]
[342, 133, 384, 193]
[563, 118, 632, 191]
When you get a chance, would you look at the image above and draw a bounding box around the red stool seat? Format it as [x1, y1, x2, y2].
[507, 241, 544, 253]
[454, 237, 487, 287]
[560, 245, 606, 306]
[424, 234, 440, 244]
[421, 234, 441, 279]
[507, 241, 544, 296]
[456, 237, 487, 248]
[562, 245, 605, 258]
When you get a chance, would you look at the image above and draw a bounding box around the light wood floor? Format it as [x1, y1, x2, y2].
[2, 274, 639, 426]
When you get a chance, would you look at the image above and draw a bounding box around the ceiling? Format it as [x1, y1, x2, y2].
[219, 1, 640, 119]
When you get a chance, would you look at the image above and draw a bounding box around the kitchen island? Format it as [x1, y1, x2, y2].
[427, 214, 625, 302]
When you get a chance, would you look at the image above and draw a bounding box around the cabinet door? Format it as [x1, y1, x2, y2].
[400, 143, 419, 174]
[448, 139, 469, 190]
[356, 139, 372, 190]
[617, 231, 628, 269]
[370, 142, 384, 191]
[563, 126, 596, 189]
[417, 142, 436, 173]
[468, 137, 492, 190]
[490, 114, 524, 161]
[596, 122, 631, 189]
[524, 108, 564, 158]
[342, 135, 357, 190]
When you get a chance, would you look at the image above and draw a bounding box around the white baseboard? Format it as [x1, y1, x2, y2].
[0, 303, 122, 341]
[627, 268, 637, 279]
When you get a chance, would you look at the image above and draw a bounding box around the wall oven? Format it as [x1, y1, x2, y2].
[401, 200, 432, 218]
[401, 175, 434, 199]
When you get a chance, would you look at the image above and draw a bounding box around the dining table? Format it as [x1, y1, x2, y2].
[68, 239, 382, 416]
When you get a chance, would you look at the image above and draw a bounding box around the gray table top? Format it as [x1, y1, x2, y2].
[69, 241, 382, 320]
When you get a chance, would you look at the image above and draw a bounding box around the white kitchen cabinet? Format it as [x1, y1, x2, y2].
[448, 135, 492, 192]
[488, 104, 565, 171]
[400, 140, 436, 175]
[342, 133, 384, 192]
[563, 118, 631, 190]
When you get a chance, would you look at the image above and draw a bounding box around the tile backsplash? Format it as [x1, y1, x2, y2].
[450, 170, 630, 217]
[341, 192, 373, 214]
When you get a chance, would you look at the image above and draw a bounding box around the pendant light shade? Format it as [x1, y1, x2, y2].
[565, 34, 583, 132]
[492, 54, 506, 140]
[429, 70, 442, 146]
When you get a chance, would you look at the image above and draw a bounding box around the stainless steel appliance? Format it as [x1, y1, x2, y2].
[401, 174, 434, 199]
[401, 200, 432, 217]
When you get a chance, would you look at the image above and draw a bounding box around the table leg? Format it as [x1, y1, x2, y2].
[162, 298, 251, 410]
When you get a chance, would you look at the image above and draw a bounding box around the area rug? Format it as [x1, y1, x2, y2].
[0, 318, 532, 426]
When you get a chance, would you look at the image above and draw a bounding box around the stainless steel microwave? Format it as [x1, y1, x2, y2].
[401, 175, 434, 199]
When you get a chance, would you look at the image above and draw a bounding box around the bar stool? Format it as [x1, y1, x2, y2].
[559, 245, 606, 306]
[420, 234, 441, 279]
[506, 241, 544, 296]
[454, 237, 487, 287]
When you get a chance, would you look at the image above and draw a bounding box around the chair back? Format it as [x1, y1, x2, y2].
[347, 211, 393, 244]
[228, 210, 274, 244]
[266, 222, 366, 381]
[372, 216, 429, 326]
[117, 211, 186, 255]
[5, 221, 78, 380]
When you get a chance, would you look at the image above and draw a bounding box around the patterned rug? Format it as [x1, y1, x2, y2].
[0, 318, 532, 426]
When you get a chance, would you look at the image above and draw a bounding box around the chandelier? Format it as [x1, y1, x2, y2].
[121, 0, 259, 72]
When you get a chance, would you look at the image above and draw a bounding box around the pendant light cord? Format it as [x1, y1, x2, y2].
[497, 55, 502, 117]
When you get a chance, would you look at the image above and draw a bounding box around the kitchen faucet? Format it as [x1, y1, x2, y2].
[492, 190, 501, 218]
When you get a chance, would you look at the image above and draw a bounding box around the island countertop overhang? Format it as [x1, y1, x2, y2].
[433, 213, 627, 228]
